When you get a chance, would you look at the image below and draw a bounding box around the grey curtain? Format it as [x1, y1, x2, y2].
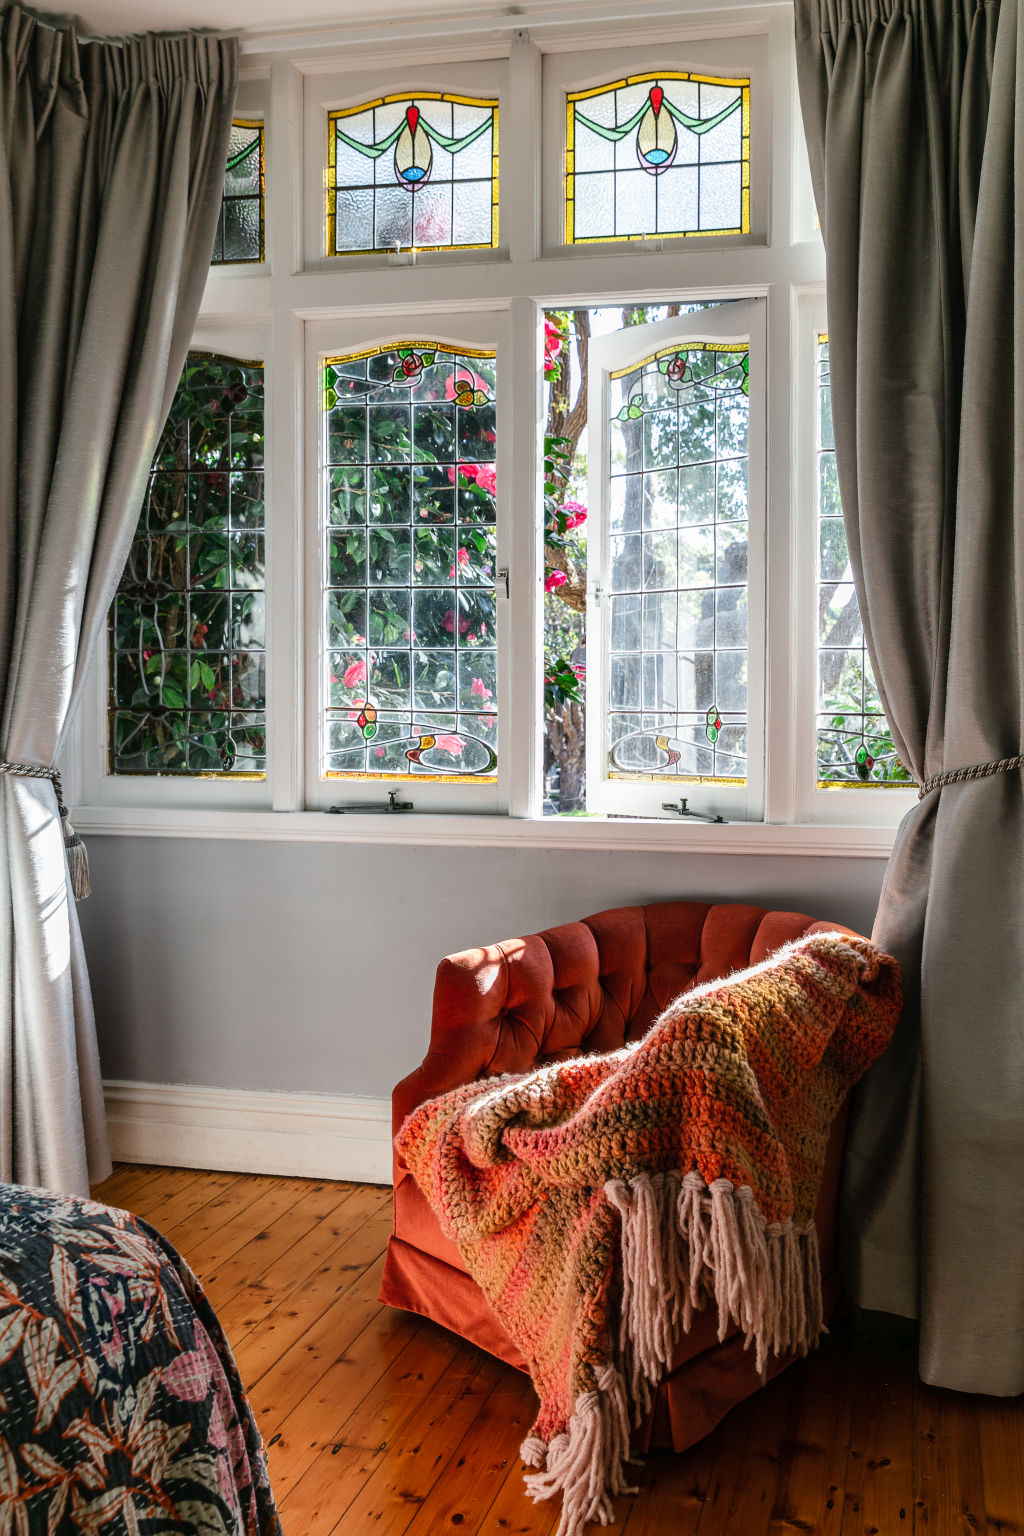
[0, 3, 236, 1194]
[794, 0, 1024, 1394]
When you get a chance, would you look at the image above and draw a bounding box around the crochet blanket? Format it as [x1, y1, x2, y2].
[396, 932, 901, 1536]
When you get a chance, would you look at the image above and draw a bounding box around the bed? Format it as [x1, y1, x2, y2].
[0, 1181, 281, 1535]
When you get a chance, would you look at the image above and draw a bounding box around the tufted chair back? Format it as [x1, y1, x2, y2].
[392, 901, 857, 1146]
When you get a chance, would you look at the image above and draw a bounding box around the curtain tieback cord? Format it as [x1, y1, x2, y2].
[0, 761, 90, 900]
[918, 753, 1024, 801]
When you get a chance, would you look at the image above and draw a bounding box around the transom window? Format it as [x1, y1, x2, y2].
[212, 120, 265, 265]
[566, 71, 750, 243]
[326, 94, 499, 255]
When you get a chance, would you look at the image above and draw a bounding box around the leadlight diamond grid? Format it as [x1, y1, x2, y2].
[566, 71, 750, 245]
[110, 353, 266, 776]
[323, 343, 499, 781]
[606, 341, 750, 784]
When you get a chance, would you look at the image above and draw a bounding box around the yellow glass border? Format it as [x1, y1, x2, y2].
[609, 339, 748, 383]
[321, 341, 499, 787]
[326, 93, 499, 257]
[217, 118, 265, 267]
[564, 71, 751, 246]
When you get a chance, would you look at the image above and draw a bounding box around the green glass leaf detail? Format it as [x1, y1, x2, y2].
[657, 357, 670, 373]
[627, 403, 643, 419]
[421, 352, 435, 365]
[363, 721, 377, 740]
[324, 388, 338, 410]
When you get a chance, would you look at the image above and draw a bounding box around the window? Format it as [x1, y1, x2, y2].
[109, 353, 266, 777]
[327, 94, 499, 255]
[320, 343, 499, 783]
[815, 335, 909, 788]
[566, 71, 750, 244]
[212, 120, 265, 265]
[76, 10, 912, 844]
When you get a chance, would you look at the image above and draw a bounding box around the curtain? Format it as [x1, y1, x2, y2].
[0, 3, 236, 1194]
[794, 0, 1024, 1394]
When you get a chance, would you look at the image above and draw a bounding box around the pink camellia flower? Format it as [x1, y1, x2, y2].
[437, 734, 463, 757]
[545, 570, 568, 592]
[562, 499, 587, 529]
[373, 746, 386, 757]
[346, 697, 365, 721]
[343, 659, 367, 689]
[471, 676, 493, 700]
[474, 464, 497, 495]
[448, 547, 472, 579]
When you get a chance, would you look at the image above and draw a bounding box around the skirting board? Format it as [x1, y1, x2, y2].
[103, 1080, 393, 1185]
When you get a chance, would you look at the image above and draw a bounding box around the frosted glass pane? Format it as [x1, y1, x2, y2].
[655, 168, 699, 234]
[223, 199, 260, 261]
[699, 163, 742, 232]
[375, 187, 412, 249]
[699, 108, 743, 164]
[451, 130, 490, 180]
[413, 185, 452, 247]
[615, 170, 656, 236]
[452, 180, 492, 246]
[678, 464, 716, 525]
[334, 127, 371, 186]
[335, 189, 373, 251]
[574, 173, 615, 238]
[575, 123, 612, 173]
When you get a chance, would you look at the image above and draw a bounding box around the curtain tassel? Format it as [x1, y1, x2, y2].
[59, 808, 91, 901]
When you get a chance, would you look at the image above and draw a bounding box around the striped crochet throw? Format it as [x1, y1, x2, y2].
[396, 932, 901, 1536]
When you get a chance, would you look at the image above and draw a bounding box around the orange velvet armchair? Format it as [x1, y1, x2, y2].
[379, 900, 857, 1452]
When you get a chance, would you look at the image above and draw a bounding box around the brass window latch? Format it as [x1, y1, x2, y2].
[661, 798, 726, 824]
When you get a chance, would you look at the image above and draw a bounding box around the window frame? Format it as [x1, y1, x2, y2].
[66, 4, 911, 851]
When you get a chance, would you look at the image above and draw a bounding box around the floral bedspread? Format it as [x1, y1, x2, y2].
[0, 1183, 282, 1536]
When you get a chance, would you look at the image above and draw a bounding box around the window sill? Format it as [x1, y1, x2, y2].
[71, 805, 898, 858]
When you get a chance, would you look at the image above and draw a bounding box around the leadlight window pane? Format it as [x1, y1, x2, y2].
[566, 73, 749, 245]
[816, 335, 908, 786]
[322, 345, 498, 780]
[212, 120, 265, 265]
[110, 354, 266, 775]
[607, 344, 748, 782]
[326, 95, 498, 256]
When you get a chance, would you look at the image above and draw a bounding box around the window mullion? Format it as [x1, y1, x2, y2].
[507, 296, 543, 818]
[762, 281, 798, 825]
[266, 311, 305, 812]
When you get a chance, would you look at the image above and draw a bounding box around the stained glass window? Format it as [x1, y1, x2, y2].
[566, 72, 749, 244]
[322, 344, 498, 780]
[212, 120, 265, 265]
[816, 335, 909, 786]
[326, 94, 498, 255]
[110, 354, 266, 775]
[606, 342, 749, 782]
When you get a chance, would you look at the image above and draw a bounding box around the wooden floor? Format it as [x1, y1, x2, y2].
[92, 1163, 1024, 1536]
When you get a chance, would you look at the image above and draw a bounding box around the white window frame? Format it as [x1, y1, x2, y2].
[303, 57, 508, 272]
[541, 33, 770, 258]
[66, 3, 908, 856]
[586, 301, 767, 822]
[303, 310, 512, 814]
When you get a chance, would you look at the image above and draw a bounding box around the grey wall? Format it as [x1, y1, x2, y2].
[79, 836, 887, 1099]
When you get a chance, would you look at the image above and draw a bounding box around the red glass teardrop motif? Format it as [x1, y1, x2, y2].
[650, 86, 664, 115]
[406, 105, 420, 133]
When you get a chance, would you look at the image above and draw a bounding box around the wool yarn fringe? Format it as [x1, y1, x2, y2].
[520, 1172, 824, 1536]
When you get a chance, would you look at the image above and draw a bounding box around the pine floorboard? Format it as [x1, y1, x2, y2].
[94, 1163, 1024, 1536]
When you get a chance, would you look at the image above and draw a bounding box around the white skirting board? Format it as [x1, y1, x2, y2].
[102, 1080, 393, 1186]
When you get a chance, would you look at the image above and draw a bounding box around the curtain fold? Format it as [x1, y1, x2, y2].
[794, 0, 1024, 1394]
[0, 3, 237, 1193]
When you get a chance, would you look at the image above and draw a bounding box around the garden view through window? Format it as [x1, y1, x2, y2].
[321, 343, 499, 781]
[816, 335, 908, 786]
[109, 353, 266, 775]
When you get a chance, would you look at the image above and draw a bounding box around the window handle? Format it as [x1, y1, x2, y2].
[496, 567, 509, 599]
[661, 798, 726, 824]
[328, 790, 414, 814]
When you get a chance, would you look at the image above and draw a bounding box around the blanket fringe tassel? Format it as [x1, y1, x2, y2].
[520, 1171, 824, 1536]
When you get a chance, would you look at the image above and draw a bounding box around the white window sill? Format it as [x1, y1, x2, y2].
[71, 805, 898, 858]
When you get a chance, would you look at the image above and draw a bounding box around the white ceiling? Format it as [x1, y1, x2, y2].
[63, 0, 572, 39]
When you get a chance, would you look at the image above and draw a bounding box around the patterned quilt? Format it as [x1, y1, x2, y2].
[0, 1182, 281, 1536]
